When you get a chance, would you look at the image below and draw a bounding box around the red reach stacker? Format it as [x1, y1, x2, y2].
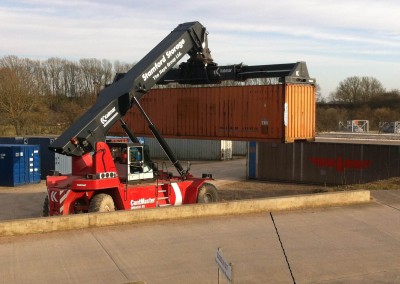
[44, 22, 220, 215]
[43, 21, 314, 215]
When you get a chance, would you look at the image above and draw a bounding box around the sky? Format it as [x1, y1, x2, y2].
[1, 0, 399, 97]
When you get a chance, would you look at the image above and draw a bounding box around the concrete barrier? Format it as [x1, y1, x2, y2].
[0, 190, 370, 237]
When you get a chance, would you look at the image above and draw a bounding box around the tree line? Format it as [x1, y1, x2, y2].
[0, 55, 398, 135]
[0, 55, 133, 135]
[317, 77, 400, 132]
[0, 55, 278, 136]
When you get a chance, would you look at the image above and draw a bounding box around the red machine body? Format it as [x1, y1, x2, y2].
[46, 142, 211, 215]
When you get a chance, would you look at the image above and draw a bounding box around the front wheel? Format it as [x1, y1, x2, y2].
[88, 193, 115, 213]
[197, 183, 218, 203]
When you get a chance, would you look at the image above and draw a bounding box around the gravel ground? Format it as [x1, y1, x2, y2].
[0, 158, 399, 221]
[217, 180, 333, 201]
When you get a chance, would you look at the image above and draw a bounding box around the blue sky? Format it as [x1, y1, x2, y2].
[1, 0, 399, 97]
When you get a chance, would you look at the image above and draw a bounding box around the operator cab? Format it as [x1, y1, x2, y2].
[108, 142, 155, 182]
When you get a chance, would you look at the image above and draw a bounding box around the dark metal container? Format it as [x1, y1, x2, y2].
[250, 141, 400, 185]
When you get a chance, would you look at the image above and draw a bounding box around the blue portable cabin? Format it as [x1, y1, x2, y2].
[0, 136, 55, 179]
[27, 137, 57, 179]
[0, 144, 41, 186]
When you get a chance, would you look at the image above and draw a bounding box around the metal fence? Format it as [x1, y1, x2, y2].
[339, 120, 369, 133]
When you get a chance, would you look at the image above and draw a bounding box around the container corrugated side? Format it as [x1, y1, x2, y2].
[232, 141, 247, 156]
[285, 84, 316, 142]
[143, 138, 232, 160]
[252, 141, 400, 185]
[55, 153, 72, 175]
[1, 136, 62, 179]
[109, 84, 315, 142]
[26, 137, 56, 179]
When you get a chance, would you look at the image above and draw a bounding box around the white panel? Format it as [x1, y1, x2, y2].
[232, 141, 247, 156]
[144, 138, 233, 160]
[55, 153, 72, 174]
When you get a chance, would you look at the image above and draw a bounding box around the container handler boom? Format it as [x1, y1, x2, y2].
[49, 21, 218, 158]
[44, 22, 220, 216]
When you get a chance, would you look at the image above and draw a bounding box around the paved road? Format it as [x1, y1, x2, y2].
[315, 132, 400, 145]
[0, 190, 399, 283]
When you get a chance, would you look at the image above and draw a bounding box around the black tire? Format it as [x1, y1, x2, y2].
[42, 195, 49, 217]
[197, 183, 218, 203]
[88, 193, 115, 213]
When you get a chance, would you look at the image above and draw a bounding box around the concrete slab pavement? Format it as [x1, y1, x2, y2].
[0, 190, 399, 283]
[371, 190, 400, 208]
[274, 199, 400, 283]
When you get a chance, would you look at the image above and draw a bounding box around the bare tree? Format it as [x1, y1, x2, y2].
[114, 60, 134, 74]
[43, 58, 65, 96]
[101, 59, 113, 88]
[373, 108, 399, 124]
[80, 58, 102, 96]
[315, 84, 325, 102]
[0, 55, 138, 134]
[62, 61, 83, 98]
[0, 66, 40, 134]
[79, 58, 114, 96]
[329, 76, 385, 103]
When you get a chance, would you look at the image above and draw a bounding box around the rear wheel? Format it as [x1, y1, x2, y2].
[42, 195, 49, 217]
[197, 183, 218, 203]
[88, 193, 115, 213]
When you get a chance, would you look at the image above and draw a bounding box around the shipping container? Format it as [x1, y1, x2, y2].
[27, 137, 57, 179]
[143, 138, 232, 160]
[109, 84, 316, 142]
[0, 136, 73, 178]
[249, 141, 400, 185]
[0, 144, 41, 186]
[55, 153, 72, 175]
[232, 141, 247, 156]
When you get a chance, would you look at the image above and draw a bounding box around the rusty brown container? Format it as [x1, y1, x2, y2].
[109, 84, 316, 142]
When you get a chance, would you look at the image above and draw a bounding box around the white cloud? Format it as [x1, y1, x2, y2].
[0, 0, 399, 95]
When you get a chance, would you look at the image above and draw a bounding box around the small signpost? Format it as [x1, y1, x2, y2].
[215, 247, 234, 283]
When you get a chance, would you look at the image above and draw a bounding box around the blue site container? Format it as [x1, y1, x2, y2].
[0, 144, 41, 186]
[0, 136, 73, 179]
[27, 137, 57, 179]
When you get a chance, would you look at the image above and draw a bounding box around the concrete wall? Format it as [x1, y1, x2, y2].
[0, 190, 370, 236]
